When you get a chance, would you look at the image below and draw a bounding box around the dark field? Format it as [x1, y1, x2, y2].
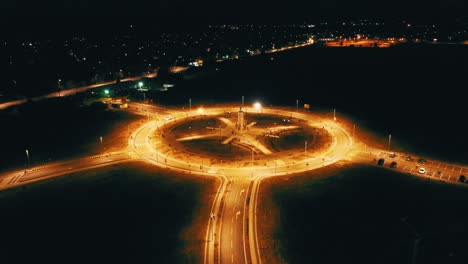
[0, 96, 141, 172]
[259, 162, 468, 264]
[0, 161, 218, 264]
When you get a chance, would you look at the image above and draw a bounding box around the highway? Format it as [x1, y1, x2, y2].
[1, 102, 467, 264]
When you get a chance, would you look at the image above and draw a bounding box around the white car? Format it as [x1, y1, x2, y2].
[418, 167, 426, 174]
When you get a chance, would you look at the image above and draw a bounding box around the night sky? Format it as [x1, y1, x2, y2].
[2, 0, 466, 28]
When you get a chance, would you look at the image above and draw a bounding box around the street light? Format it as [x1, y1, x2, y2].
[304, 140, 307, 156]
[209, 212, 215, 242]
[333, 108, 336, 121]
[388, 134, 392, 150]
[251, 149, 254, 166]
[57, 79, 62, 97]
[253, 102, 261, 111]
[25, 149, 30, 168]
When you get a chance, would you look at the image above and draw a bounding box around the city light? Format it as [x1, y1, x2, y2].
[198, 108, 204, 114]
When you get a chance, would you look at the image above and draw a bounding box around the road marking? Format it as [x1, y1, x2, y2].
[236, 211, 241, 220]
[240, 189, 245, 195]
[232, 254, 234, 263]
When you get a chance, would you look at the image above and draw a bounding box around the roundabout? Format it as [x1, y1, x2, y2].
[130, 104, 355, 178]
[129, 103, 355, 264]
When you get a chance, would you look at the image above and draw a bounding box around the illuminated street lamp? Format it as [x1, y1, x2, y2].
[304, 140, 307, 156]
[388, 134, 392, 150]
[138, 81, 143, 88]
[209, 212, 215, 242]
[251, 149, 254, 166]
[57, 79, 62, 97]
[253, 102, 262, 112]
[25, 149, 30, 168]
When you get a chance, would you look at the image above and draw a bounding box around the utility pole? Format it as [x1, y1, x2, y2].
[333, 108, 336, 121]
[242, 95, 244, 107]
[189, 98, 191, 112]
[296, 99, 299, 112]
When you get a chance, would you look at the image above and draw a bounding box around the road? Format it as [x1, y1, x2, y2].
[0, 72, 157, 110]
[0, 151, 132, 190]
[0, 102, 467, 264]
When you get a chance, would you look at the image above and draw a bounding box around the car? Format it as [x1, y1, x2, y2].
[388, 152, 396, 158]
[377, 158, 385, 166]
[418, 158, 426, 164]
[390, 161, 397, 168]
[404, 156, 413, 161]
[418, 167, 426, 174]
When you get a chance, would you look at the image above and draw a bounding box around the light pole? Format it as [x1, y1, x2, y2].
[189, 98, 191, 112]
[251, 149, 254, 166]
[304, 140, 307, 156]
[57, 79, 62, 97]
[100, 136, 103, 149]
[25, 149, 30, 168]
[296, 99, 299, 112]
[210, 212, 215, 242]
[388, 134, 392, 150]
[274, 160, 277, 175]
[333, 108, 336, 121]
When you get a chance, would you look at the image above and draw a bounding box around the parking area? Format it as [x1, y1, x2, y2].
[351, 150, 468, 184]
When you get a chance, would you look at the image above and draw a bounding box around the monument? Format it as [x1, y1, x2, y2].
[236, 106, 245, 131]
